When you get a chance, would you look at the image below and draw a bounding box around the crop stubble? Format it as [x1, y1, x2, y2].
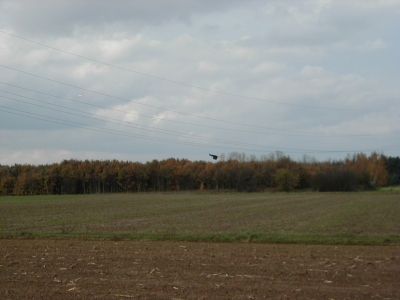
[1, 239, 398, 299]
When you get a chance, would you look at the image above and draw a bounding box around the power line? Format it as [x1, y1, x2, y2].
[5, 64, 321, 132]
[0, 106, 232, 150]
[0, 30, 387, 112]
[1, 85, 396, 138]
[5, 104, 326, 153]
[0, 106, 302, 153]
[1, 106, 397, 154]
[0, 68, 396, 154]
[0, 83, 318, 136]
[0, 94, 283, 149]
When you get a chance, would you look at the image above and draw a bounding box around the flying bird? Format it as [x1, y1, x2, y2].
[209, 154, 218, 160]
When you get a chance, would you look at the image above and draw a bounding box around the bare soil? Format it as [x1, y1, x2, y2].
[1, 239, 398, 299]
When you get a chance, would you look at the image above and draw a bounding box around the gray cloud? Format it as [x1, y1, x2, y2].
[1, 0, 247, 36]
[0, 0, 399, 165]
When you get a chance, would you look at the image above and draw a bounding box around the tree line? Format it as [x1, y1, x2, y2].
[0, 151, 398, 196]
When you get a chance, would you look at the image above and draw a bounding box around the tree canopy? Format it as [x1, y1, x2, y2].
[0, 152, 394, 196]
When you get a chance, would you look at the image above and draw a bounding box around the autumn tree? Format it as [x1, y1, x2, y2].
[345, 152, 387, 188]
[274, 168, 299, 192]
[0, 152, 393, 195]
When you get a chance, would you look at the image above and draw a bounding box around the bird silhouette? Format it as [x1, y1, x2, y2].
[209, 154, 218, 160]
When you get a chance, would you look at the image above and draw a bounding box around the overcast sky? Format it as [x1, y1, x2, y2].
[0, 0, 399, 165]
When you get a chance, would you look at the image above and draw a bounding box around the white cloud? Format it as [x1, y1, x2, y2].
[0, 149, 73, 165]
[300, 66, 324, 77]
[0, 147, 155, 165]
[334, 39, 389, 52]
[151, 111, 176, 125]
[252, 61, 286, 74]
[71, 63, 107, 79]
[314, 111, 399, 136]
[198, 61, 219, 73]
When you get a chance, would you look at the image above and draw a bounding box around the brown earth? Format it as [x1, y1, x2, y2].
[1, 239, 398, 299]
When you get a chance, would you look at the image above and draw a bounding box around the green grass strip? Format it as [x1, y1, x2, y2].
[1, 231, 398, 245]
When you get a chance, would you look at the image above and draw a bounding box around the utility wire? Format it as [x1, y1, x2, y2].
[1, 106, 398, 154]
[0, 106, 313, 153]
[0, 30, 387, 112]
[0, 31, 397, 157]
[0, 106, 235, 150]
[0, 84, 321, 136]
[1, 85, 396, 138]
[0, 94, 282, 149]
[4, 64, 322, 131]
[2, 92, 307, 143]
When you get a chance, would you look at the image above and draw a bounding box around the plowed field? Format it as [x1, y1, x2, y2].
[1, 239, 398, 299]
